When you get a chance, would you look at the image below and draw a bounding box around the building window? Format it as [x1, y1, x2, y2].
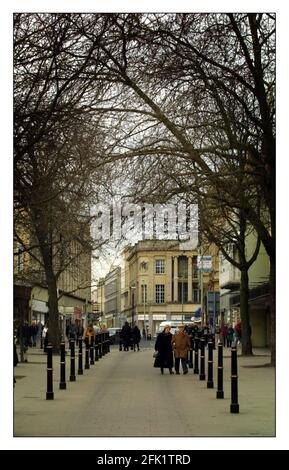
[178, 282, 188, 303]
[155, 284, 165, 304]
[193, 289, 200, 303]
[193, 263, 198, 278]
[155, 259, 165, 274]
[178, 256, 188, 277]
[141, 284, 147, 304]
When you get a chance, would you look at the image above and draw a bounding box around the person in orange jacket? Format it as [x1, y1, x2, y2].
[82, 324, 95, 346]
[171, 324, 191, 375]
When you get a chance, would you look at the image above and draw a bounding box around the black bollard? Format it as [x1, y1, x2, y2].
[100, 333, 103, 356]
[40, 335, 43, 349]
[90, 335, 95, 365]
[103, 333, 108, 354]
[230, 345, 239, 413]
[119, 338, 123, 351]
[194, 336, 199, 374]
[59, 341, 66, 389]
[78, 337, 83, 375]
[100, 333, 104, 357]
[46, 343, 54, 400]
[199, 337, 206, 380]
[103, 333, 107, 354]
[85, 338, 90, 369]
[189, 336, 193, 368]
[207, 339, 214, 388]
[107, 332, 110, 353]
[94, 335, 99, 361]
[212, 333, 216, 350]
[70, 340, 76, 381]
[216, 341, 224, 399]
[98, 334, 102, 359]
[44, 335, 48, 353]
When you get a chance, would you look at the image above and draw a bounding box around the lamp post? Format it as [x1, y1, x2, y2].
[179, 276, 185, 323]
[182, 279, 184, 323]
[199, 251, 204, 326]
[141, 282, 148, 339]
[143, 285, 146, 338]
[131, 286, 136, 326]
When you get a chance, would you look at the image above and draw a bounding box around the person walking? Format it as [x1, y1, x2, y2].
[172, 324, 191, 375]
[82, 324, 95, 347]
[132, 324, 141, 351]
[215, 324, 220, 344]
[234, 321, 242, 345]
[18, 321, 30, 362]
[14, 337, 19, 385]
[30, 321, 38, 347]
[226, 324, 234, 348]
[67, 320, 77, 348]
[42, 323, 49, 353]
[221, 324, 227, 347]
[154, 324, 174, 375]
[120, 322, 132, 351]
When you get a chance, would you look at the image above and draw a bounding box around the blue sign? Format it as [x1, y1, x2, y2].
[194, 307, 201, 318]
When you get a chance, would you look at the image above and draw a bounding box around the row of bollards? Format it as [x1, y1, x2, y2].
[46, 332, 111, 400]
[188, 335, 239, 413]
[47, 334, 239, 413]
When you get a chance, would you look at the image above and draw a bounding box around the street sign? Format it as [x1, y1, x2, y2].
[197, 255, 212, 272]
[207, 291, 220, 326]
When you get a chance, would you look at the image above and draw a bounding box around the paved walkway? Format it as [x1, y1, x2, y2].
[14, 343, 275, 437]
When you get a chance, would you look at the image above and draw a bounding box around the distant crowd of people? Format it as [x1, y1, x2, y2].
[182, 321, 242, 347]
[15, 321, 47, 362]
[217, 321, 242, 347]
[119, 322, 141, 351]
[14, 320, 111, 362]
[14, 317, 243, 380]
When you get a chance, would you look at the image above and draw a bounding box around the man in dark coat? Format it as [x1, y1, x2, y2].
[154, 325, 174, 374]
[121, 322, 132, 351]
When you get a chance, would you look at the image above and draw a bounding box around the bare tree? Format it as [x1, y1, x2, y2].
[82, 13, 275, 362]
[14, 14, 116, 350]
[14, 13, 275, 361]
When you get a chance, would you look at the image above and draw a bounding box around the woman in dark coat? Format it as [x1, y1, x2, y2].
[132, 325, 141, 351]
[154, 325, 174, 374]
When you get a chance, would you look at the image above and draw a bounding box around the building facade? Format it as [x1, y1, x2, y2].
[103, 267, 121, 327]
[14, 229, 92, 333]
[121, 240, 219, 336]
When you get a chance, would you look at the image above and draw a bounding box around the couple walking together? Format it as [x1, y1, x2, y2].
[154, 324, 191, 375]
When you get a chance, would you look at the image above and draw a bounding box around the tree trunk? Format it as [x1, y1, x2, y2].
[269, 255, 275, 366]
[240, 267, 253, 355]
[34, 217, 62, 353]
[46, 273, 61, 353]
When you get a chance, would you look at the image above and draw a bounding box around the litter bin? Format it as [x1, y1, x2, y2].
[147, 333, 151, 340]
